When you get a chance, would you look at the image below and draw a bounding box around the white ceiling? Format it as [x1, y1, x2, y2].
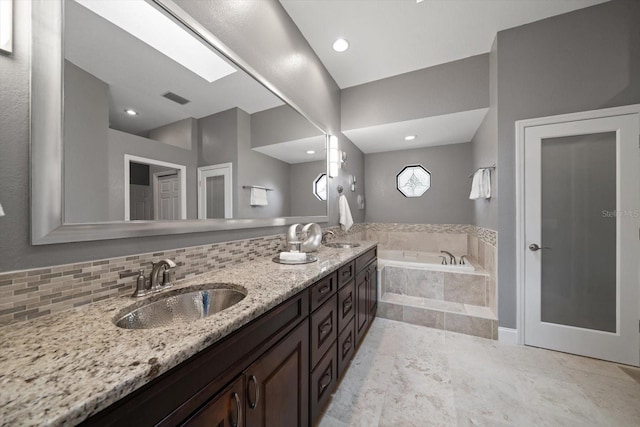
[253, 135, 327, 164]
[280, 0, 609, 89]
[66, 0, 283, 136]
[343, 108, 488, 154]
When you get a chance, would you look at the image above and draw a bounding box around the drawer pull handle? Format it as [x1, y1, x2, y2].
[232, 392, 242, 427]
[342, 268, 351, 276]
[319, 320, 332, 336]
[247, 375, 259, 409]
[342, 336, 352, 357]
[318, 284, 331, 294]
[319, 370, 332, 394]
[343, 296, 353, 313]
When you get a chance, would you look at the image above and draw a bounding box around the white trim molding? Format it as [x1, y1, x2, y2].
[515, 104, 640, 348]
[498, 327, 518, 344]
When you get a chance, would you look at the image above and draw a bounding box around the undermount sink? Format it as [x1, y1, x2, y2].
[114, 285, 246, 330]
[324, 242, 361, 249]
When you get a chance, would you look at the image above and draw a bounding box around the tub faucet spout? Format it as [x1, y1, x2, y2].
[440, 251, 456, 265]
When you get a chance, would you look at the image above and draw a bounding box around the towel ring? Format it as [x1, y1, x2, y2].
[337, 185, 343, 194]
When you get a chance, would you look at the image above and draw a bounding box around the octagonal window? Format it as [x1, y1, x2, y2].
[313, 173, 327, 201]
[396, 165, 431, 198]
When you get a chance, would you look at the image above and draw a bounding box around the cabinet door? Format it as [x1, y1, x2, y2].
[310, 294, 338, 369]
[244, 319, 309, 427]
[367, 262, 378, 315]
[183, 376, 244, 427]
[337, 280, 355, 333]
[355, 269, 368, 344]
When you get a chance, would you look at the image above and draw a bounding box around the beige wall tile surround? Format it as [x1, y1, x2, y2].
[444, 312, 494, 339]
[443, 273, 486, 306]
[403, 305, 445, 329]
[0, 234, 286, 325]
[0, 222, 495, 327]
[405, 270, 445, 300]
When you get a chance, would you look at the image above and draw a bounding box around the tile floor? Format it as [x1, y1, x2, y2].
[318, 318, 640, 427]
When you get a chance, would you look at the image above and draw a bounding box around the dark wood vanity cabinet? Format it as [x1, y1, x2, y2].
[82, 248, 377, 427]
[183, 376, 245, 427]
[243, 319, 309, 427]
[355, 249, 378, 346]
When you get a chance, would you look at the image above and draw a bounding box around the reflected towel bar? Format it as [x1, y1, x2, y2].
[243, 185, 274, 191]
[468, 165, 496, 178]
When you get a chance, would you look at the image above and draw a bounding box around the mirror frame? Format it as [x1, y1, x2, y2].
[31, 0, 329, 244]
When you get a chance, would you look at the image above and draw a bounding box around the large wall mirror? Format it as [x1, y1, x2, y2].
[31, 0, 329, 244]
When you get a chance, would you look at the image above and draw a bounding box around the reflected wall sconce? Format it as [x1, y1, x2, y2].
[328, 135, 340, 177]
[0, 0, 13, 55]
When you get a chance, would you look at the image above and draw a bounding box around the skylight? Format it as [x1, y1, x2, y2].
[73, 0, 236, 83]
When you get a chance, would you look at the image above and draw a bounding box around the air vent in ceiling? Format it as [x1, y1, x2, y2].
[162, 91, 190, 105]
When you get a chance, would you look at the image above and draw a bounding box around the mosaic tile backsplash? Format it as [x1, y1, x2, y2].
[0, 222, 495, 326]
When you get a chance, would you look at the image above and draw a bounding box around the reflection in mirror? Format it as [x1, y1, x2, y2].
[62, 0, 326, 224]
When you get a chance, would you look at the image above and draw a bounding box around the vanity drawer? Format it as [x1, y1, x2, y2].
[310, 341, 337, 424]
[337, 261, 355, 289]
[337, 279, 355, 333]
[310, 294, 337, 370]
[337, 318, 355, 377]
[356, 247, 377, 273]
[310, 272, 337, 312]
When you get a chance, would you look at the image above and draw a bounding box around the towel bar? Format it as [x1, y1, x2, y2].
[468, 165, 496, 178]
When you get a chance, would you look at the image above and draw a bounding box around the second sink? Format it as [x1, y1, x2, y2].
[115, 285, 246, 330]
[324, 242, 361, 249]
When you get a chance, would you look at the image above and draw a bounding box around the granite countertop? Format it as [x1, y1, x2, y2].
[0, 241, 377, 427]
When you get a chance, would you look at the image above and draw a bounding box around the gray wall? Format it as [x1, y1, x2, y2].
[341, 54, 489, 131]
[331, 134, 366, 225]
[496, 0, 640, 328]
[236, 109, 290, 219]
[289, 161, 326, 217]
[364, 144, 473, 224]
[250, 104, 322, 148]
[63, 61, 110, 223]
[107, 129, 199, 220]
[470, 39, 498, 230]
[0, 0, 343, 272]
[149, 118, 197, 151]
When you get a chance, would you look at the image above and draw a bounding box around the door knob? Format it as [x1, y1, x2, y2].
[529, 243, 550, 251]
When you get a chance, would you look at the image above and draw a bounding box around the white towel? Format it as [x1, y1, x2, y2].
[250, 187, 268, 206]
[481, 168, 491, 199]
[339, 194, 354, 232]
[469, 169, 492, 200]
[0, 202, 4, 217]
[469, 169, 483, 200]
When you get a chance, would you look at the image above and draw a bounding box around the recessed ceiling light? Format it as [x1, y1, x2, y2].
[416, 0, 425, 3]
[306, 150, 316, 155]
[404, 135, 416, 141]
[332, 38, 349, 53]
[124, 108, 138, 116]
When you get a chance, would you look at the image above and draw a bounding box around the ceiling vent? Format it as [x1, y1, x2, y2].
[162, 91, 190, 105]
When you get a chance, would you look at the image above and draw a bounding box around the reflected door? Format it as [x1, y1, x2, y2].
[198, 163, 233, 219]
[156, 173, 181, 220]
[524, 113, 640, 366]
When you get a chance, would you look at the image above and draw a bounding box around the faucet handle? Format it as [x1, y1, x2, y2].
[459, 255, 468, 265]
[162, 269, 173, 289]
[439, 256, 448, 265]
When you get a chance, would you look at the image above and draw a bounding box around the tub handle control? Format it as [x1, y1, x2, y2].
[439, 256, 448, 265]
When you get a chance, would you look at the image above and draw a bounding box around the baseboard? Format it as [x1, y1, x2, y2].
[498, 327, 518, 344]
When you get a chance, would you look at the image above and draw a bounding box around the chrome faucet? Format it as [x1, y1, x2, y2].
[322, 229, 336, 243]
[119, 258, 177, 297]
[150, 259, 177, 292]
[440, 251, 456, 265]
[459, 255, 468, 265]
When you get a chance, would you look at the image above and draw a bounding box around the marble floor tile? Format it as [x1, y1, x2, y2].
[319, 318, 640, 427]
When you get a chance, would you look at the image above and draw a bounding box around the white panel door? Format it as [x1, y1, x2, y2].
[157, 174, 181, 220]
[523, 113, 639, 366]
